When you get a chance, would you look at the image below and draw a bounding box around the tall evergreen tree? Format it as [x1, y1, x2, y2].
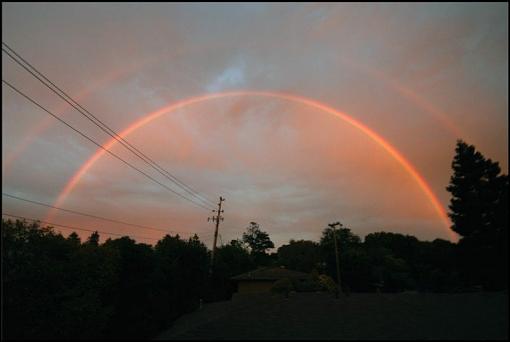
[86, 231, 100, 246]
[446, 140, 508, 289]
[447, 140, 505, 240]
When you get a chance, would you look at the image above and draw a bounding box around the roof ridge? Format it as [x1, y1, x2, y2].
[231, 266, 310, 280]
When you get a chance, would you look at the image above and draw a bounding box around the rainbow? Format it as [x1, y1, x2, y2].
[336, 57, 463, 138]
[49, 90, 457, 241]
[2, 56, 159, 174]
[3, 57, 464, 176]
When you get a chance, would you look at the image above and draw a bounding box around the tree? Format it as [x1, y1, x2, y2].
[364, 232, 420, 266]
[320, 226, 361, 250]
[67, 232, 81, 246]
[86, 231, 100, 246]
[216, 240, 255, 277]
[153, 234, 209, 309]
[446, 140, 508, 289]
[101, 237, 157, 338]
[413, 239, 461, 292]
[242, 222, 274, 255]
[319, 226, 362, 290]
[2, 219, 218, 339]
[2, 219, 114, 339]
[447, 140, 504, 240]
[277, 240, 321, 273]
[212, 240, 256, 300]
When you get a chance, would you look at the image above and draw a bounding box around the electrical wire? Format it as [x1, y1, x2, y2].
[2, 192, 208, 236]
[2, 79, 213, 211]
[2, 212, 159, 242]
[2, 212, 214, 243]
[2, 42, 216, 210]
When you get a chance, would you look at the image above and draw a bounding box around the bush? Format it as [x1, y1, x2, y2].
[271, 278, 294, 297]
[292, 277, 321, 292]
[318, 274, 338, 294]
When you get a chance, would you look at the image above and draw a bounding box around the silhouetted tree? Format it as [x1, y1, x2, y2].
[413, 239, 461, 292]
[153, 234, 209, 318]
[212, 240, 256, 299]
[67, 231, 81, 246]
[364, 232, 420, 264]
[447, 140, 504, 238]
[216, 239, 255, 277]
[320, 226, 363, 290]
[242, 222, 274, 266]
[2, 220, 212, 340]
[242, 222, 274, 254]
[446, 140, 508, 289]
[277, 239, 321, 273]
[86, 230, 100, 246]
[320, 226, 361, 250]
[101, 237, 157, 338]
[2, 220, 114, 339]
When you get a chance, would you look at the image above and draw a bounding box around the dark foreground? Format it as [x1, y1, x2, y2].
[156, 291, 508, 340]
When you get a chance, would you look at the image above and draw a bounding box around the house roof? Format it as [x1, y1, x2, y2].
[231, 267, 309, 281]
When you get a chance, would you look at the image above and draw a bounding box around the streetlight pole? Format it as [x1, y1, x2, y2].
[328, 221, 343, 297]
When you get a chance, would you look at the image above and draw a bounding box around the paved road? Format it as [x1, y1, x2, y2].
[156, 291, 508, 340]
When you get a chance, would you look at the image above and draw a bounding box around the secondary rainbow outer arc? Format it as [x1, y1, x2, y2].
[3, 54, 161, 174]
[3, 58, 464, 175]
[336, 57, 463, 139]
[51, 90, 457, 241]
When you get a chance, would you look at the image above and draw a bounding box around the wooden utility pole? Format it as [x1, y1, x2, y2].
[208, 196, 225, 274]
[328, 221, 343, 297]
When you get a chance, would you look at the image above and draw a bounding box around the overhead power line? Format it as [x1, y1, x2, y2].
[2, 79, 213, 211]
[2, 212, 214, 243]
[2, 212, 159, 242]
[2, 192, 212, 236]
[2, 42, 216, 210]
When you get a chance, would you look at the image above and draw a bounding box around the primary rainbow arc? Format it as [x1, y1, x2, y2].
[50, 90, 457, 241]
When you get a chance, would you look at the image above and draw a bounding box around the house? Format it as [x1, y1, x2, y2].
[231, 266, 310, 294]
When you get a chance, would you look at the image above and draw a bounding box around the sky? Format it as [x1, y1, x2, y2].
[2, 3, 508, 249]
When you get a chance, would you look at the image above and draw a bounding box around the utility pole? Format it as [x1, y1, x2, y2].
[328, 221, 343, 297]
[208, 196, 225, 274]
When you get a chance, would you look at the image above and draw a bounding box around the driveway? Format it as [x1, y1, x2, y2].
[156, 291, 508, 340]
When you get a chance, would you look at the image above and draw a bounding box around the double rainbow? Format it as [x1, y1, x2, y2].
[48, 90, 457, 241]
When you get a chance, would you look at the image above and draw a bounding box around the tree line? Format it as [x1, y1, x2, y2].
[1, 140, 507, 339]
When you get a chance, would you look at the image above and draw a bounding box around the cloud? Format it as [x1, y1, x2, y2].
[2, 3, 507, 247]
[206, 58, 246, 93]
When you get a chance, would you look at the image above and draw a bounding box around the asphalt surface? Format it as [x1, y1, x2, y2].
[156, 291, 508, 340]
